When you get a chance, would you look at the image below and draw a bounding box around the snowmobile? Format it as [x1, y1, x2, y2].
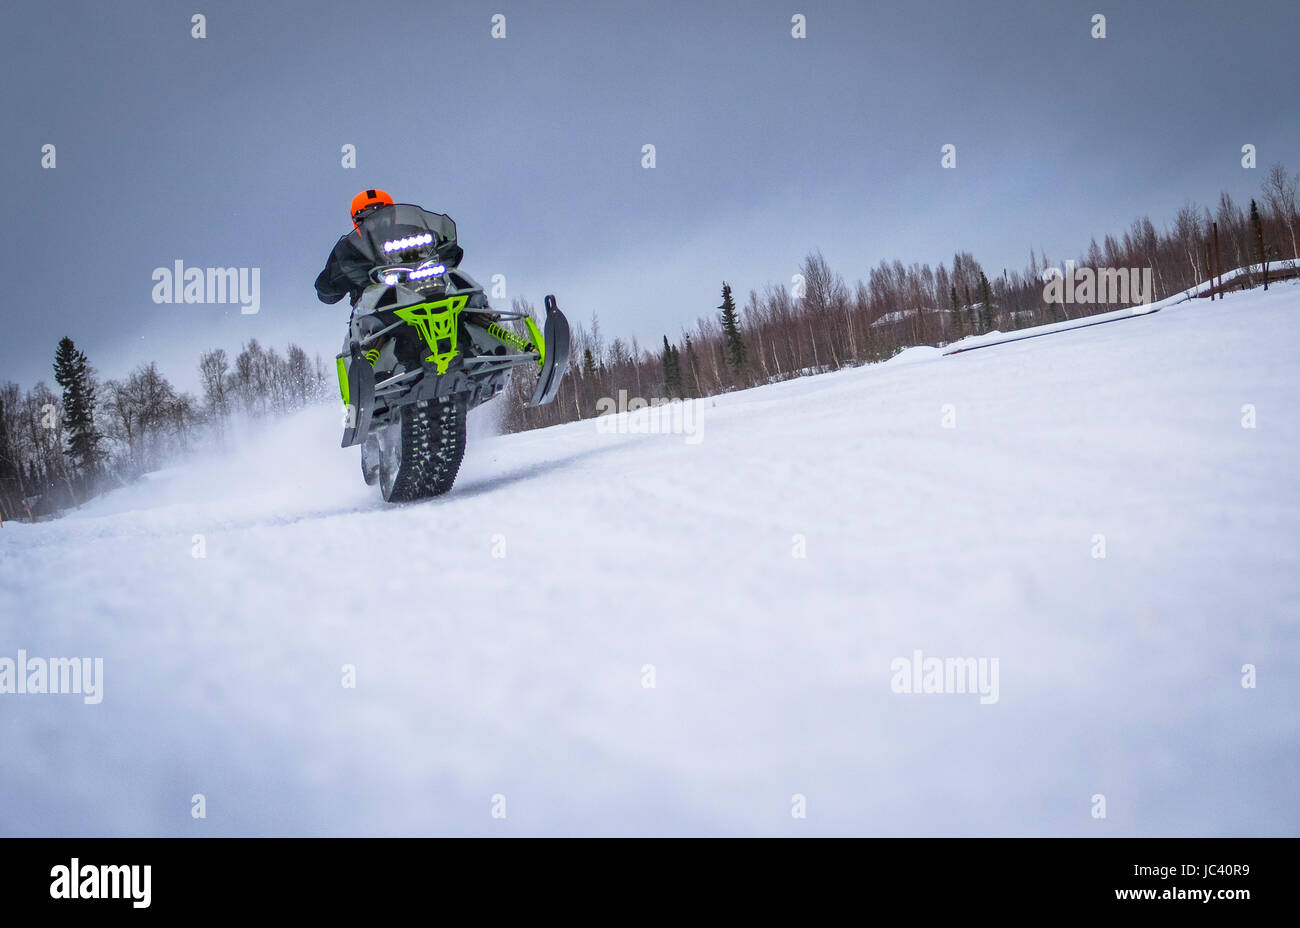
[334, 204, 569, 501]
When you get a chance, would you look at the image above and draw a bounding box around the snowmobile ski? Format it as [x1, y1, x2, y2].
[525, 295, 571, 407]
[339, 340, 376, 448]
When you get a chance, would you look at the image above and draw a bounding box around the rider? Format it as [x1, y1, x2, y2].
[314, 189, 396, 307]
[318, 189, 477, 374]
[316, 189, 466, 307]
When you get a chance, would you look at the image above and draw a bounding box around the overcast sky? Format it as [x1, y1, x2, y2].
[2, 0, 1297, 393]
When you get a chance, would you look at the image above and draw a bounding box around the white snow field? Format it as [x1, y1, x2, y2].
[2, 282, 1298, 837]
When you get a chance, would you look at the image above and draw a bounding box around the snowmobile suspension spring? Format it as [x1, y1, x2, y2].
[485, 321, 531, 353]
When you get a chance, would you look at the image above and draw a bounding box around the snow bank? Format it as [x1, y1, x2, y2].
[884, 345, 944, 365]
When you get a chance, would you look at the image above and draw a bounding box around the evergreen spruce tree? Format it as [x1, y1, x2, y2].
[718, 282, 747, 369]
[582, 348, 597, 379]
[52, 336, 102, 490]
[0, 394, 14, 516]
[949, 285, 962, 336]
[978, 272, 995, 333]
[0, 395, 11, 480]
[1250, 199, 1269, 290]
[660, 336, 683, 398]
[683, 335, 700, 397]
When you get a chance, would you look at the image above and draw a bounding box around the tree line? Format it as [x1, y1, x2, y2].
[0, 339, 331, 521]
[5, 163, 1296, 517]
[502, 162, 1299, 432]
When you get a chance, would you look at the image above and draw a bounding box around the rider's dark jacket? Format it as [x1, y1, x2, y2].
[314, 231, 376, 307]
[315, 209, 465, 307]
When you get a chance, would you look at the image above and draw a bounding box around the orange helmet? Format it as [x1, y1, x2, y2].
[350, 188, 393, 227]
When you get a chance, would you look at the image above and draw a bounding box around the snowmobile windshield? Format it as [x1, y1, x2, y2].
[353, 204, 458, 266]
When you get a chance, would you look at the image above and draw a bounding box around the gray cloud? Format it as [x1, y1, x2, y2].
[2, 0, 1296, 392]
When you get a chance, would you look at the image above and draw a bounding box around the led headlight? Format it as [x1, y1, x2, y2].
[382, 232, 434, 254]
[409, 264, 446, 281]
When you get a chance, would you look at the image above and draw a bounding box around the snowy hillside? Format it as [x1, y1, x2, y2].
[2, 283, 1298, 836]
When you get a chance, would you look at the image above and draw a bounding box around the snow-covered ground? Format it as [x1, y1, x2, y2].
[2, 283, 1298, 836]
